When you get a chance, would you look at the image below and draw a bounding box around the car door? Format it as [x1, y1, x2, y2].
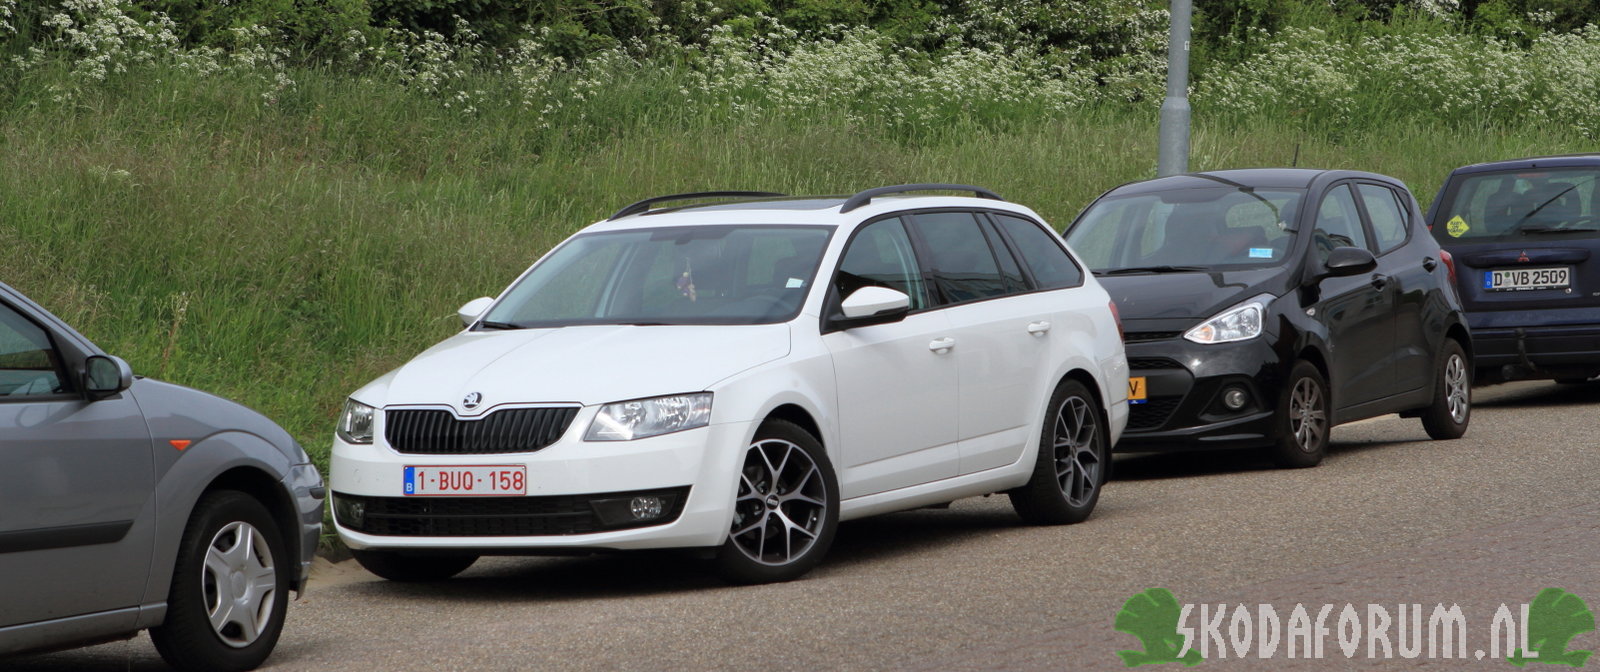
[1354, 181, 1434, 394]
[822, 216, 960, 499]
[902, 211, 1047, 475]
[0, 297, 156, 628]
[1310, 182, 1400, 409]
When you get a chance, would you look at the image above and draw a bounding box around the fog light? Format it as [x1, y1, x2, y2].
[1223, 387, 1248, 410]
[334, 496, 366, 527]
[630, 496, 664, 520]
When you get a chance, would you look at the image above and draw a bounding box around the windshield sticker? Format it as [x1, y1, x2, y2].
[785, 277, 804, 288]
[1248, 248, 1273, 259]
[1447, 215, 1470, 238]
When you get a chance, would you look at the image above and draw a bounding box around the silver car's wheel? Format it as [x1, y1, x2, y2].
[715, 420, 838, 584]
[202, 521, 278, 648]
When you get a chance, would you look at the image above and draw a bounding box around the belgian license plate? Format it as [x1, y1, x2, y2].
[1484, 267, 1569, 291]
[1128, 377, 1148, 405]
[404, 465, 526, 496]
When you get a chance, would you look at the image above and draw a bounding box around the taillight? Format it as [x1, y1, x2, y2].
[1439, 249, 1458, 286]
[1108, 299, 1124, 341]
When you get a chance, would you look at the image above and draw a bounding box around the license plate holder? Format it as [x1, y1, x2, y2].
[404, 465, 526, 496]
[1128, 376, 1147, 405]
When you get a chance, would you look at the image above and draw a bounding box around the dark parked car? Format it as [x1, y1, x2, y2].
[1064, 169, 1472, 467]
[0, 281, 324, 671]
[1425, 153, 1600, 384]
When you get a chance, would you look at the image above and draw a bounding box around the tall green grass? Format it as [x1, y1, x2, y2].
[0, 59, 1590, 474]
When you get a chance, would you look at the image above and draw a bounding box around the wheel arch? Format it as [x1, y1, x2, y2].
[200, 467, 303, 582]
[763, 403, 824, 448]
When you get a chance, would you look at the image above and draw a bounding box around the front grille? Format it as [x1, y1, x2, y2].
[1124, 331, 1182, 343]
[334, 487, 690, 537]
[1127, 397, 1182, 431]
[1128, 357, 1183, 370]
[385, 407, 578, 455]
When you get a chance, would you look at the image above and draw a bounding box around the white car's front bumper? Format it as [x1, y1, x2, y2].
[329, 416, 753, 552]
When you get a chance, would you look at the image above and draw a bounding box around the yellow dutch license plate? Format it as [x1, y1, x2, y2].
[1128, 377, 1147, 405]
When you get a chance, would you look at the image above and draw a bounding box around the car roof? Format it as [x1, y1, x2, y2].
[1447, 153, 1600, 176]
[582, 193, 1047, 233]
[1104, 168, 1400, 196]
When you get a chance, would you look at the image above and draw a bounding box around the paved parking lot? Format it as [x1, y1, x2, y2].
[13, 381, 1599, 671]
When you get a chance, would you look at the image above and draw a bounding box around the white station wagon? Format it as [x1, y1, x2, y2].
[330, 185, 1129, 583]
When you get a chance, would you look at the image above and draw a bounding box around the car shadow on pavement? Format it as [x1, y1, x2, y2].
[1108, 449, 1275, 481]
[1475, 380, 1600, 408]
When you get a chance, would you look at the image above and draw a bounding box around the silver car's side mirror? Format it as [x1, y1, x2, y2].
[84, 354, 133, 400]
[457, 297, 495, 327]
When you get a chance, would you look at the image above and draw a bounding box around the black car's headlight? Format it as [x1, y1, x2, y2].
[585, 393, 713, 441]
[1185, 295, 1273, 344]
[337, 399, 376, 444]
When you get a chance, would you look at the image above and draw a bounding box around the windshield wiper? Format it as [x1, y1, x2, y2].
[1520, 226, 1600, 235]
[476, 320, 525, 330]
[1096, 265, 1209, 275]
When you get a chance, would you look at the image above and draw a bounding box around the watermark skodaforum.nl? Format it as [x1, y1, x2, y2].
[1114, 587, 1595, 667]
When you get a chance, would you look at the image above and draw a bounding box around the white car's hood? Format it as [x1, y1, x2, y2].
[364, 324, 791, 413]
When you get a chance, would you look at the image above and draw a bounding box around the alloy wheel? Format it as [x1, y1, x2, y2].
[201, 521, 277, 648]
[1053, 395, 1102, 508]
[1289, 377, 1327, 453]
[1444, 353, 1468, 423]
[730, 438, 828, 567]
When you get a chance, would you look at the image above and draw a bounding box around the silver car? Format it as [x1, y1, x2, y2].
[0, 282, 324, 671]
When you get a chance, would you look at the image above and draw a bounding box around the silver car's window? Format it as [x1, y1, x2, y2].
[0, 304, 66, 397]
[484, 225, 832, 327]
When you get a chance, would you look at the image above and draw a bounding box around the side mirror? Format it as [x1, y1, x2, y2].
[84, 355, 133, 400]
[457, 297, 495, 327]
[832, 287, 911, 330]
[1322, 247, 1377, 278]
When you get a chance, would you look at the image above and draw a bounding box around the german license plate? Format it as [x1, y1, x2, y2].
[1128, 377, 1148, 405]
[404, 465, 526, 496]
[1484, 267, 1569, 291]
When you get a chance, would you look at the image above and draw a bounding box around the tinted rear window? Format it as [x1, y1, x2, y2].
[1434, 167, 1600, 242]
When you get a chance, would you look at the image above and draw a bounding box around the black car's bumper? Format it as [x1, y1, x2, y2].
[1471, 323, 1600, 381]
[1118, 336, 1285, 452]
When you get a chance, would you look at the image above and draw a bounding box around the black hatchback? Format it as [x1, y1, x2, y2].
[1425, 154, 1600, 384]
[1064, 169, 1472, 467]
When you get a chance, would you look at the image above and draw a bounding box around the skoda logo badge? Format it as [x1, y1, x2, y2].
[462, 392, 483, 410]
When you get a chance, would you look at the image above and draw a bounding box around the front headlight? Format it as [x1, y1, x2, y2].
[1184, 296, 1272, 344]
[585, 393, 713, 441]
[337, 399, 376, 444]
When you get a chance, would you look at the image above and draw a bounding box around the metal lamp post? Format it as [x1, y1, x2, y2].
[1157, 0, 1193, 177]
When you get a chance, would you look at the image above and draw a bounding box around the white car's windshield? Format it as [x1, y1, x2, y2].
[482, 225, 832, 327]
[1066, 188, 1304, 273]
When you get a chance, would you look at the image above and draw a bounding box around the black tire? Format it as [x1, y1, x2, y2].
[351, 550, 478, 582]
[715, 419, 839, 584]
[1270, 361, 1330, 469]
[1421, 339, 1471, 440]
[149, 490, 289, 672]
[1009, 379, 1107, 525]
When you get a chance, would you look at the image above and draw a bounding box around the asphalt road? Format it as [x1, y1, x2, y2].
[12, 381, 1600, 671]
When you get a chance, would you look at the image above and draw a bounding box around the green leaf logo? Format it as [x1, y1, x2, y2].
[1115, 588, 1203, 667]
[1510, 588, 1594, 667]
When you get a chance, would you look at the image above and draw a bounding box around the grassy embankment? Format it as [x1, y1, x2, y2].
[0, 60, 1590, 477]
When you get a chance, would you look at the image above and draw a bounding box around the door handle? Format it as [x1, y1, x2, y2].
[1371, 274, 1390, 290]
[1027, 321, 1052, 335]
[1422, 257, 1438, 272]
[928, 337, 956, 353]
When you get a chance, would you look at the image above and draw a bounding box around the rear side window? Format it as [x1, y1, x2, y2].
[994, 214, 1084, 289]
[0, 304, 66, 398]
[1358, 184, 1410, 254]
[834, 218, 930, 310]
[909, 212, 1010, 304]
[1313, 184, 1370, 262]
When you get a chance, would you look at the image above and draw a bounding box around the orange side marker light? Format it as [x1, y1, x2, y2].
[170, 440, 192, 451]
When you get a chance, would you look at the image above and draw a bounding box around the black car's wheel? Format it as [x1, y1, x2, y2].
[1270, 361, 1330, 468]
[1009, 378, 1106, 525]
[1421, 339, 1471, 440]
[715, 419, 839, 584]
[150, 490, 289, 672]
[351, 550, 478, 582]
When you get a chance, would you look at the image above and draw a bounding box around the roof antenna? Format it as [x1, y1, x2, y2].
[1291, 143, 1300, 168]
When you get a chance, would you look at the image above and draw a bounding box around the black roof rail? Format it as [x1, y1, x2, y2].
[608, 191, 787, 221]
[839, 184, 1003, 213]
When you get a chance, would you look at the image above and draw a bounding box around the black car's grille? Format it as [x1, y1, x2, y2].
[1124, 331, 1182, 343]
[385, 407, 578, 455]
[1127, 397, 1182, 431]
[334, 487, 690, 537]
[1128, 357, 1184, 371]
